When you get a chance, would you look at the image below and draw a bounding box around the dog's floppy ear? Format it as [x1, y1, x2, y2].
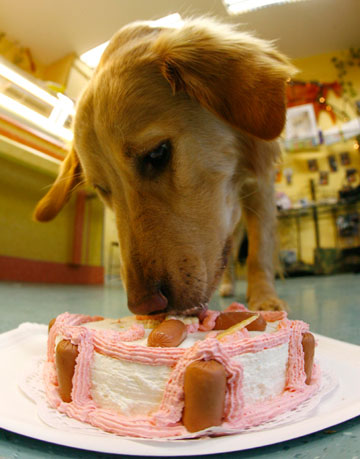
[154, 20, 297, 140]
[34, 147, 83, 222]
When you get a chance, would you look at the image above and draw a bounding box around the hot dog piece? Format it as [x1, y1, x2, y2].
[48, 318, 56, 334]
[182, 360, 227, 432]
[302, 332, 315, 385]
[214, 311, 266, 331]
[147, 319, 187, 347]
[55, 340, 79, 402]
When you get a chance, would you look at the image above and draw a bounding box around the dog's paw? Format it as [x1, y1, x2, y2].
[219, 282, 235, 297]
[248, 296, 288, 312]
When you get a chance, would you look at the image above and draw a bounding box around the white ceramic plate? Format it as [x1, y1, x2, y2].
[0, 323, 359, 456]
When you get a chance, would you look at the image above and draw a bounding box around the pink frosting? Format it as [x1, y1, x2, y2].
[220, 327, 250, 343]
[281, 319, 310, 390]
[44, 310, 320, 439]
[225, 302, 248, 312]
[198, 309, 220, 331]
[94, 324, 145, 343]
[186, 322, 199, 333]
[261, 310, 288, 322]
[47, 313, 99, 362]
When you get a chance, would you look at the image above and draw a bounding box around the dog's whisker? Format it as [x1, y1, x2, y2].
[238, 188, 259, 201]
[241, 204, 263, 221]
[183, 272, 208, 285]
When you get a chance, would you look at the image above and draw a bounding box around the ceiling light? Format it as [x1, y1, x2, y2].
[0, 60, 58, 106]
[80, 13, 183, 69]
[0, 59, 74, 142]
[0, 93, 73, 141]
[223, 0, 307, 14]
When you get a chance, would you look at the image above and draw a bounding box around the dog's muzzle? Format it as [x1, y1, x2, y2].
[128, 290, 208, 318]
[128, 291, 168, 315]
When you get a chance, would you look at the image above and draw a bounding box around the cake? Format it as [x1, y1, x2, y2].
[45, 303, 319, 439]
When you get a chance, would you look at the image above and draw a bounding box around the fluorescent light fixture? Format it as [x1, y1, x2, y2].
[0, 93, 73, 141]
[223, 0, 306, 14]
[80, 13, 183, 69]
[0, 61, 58, 106]
[0, 59, 74, 142]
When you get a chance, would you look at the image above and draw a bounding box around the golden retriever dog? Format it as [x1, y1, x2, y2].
[34, 18, 296, 316]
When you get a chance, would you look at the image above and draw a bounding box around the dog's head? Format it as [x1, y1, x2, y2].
[34, 18, 296, 316]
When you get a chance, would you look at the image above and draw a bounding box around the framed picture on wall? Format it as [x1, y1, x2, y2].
[285, 103, 319, 143]
[346, 168, 358, 184]
[283, 168, 293, 185]
[328, 155, 338, 172]
[340, 152, 351, 166]
[308, 159, 319, 172]
[319, 171, 329, 185]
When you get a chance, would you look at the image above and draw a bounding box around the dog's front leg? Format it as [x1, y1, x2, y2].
[241, 177, 286, 311]
[219, 220, 246, 297]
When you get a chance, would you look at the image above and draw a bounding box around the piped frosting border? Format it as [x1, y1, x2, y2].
[44, 306, 321, 439]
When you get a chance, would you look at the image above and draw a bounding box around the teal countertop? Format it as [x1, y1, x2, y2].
[0, 274, 359, 458]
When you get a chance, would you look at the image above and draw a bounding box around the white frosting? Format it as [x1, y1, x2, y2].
[177, 331, 209, 348]
[85, 319, 212, 348]
[264, 320, 280, 333]
[90, 352, 172, 416]
[233, 343, 289, 405]
[248, 321, 279, 337]
[83, 319, 124, 331]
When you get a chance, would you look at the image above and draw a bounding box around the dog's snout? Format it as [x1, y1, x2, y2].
[127, 291, 168, 315]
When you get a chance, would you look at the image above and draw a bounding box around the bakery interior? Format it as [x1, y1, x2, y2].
[0, 0, 359, 457]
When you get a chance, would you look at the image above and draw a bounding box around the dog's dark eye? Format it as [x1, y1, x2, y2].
[147, 142, 170, 166]
[138, 141, 171, 177]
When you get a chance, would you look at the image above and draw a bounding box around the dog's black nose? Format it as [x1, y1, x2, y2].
[128, 291, 168, 315]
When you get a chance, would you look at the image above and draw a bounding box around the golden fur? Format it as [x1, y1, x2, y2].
[34, 18, 296, 315]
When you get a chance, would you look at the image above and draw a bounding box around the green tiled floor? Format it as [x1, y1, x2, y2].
[0, 274, 359, 458]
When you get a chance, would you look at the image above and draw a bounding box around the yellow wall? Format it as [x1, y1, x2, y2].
[43, 53, 76, 90]
[276, 49, 360, 265]
[81, 193, 105, 267]
[292, 50, 359, 129]
[0, 155, 75, 263]
[104, 207, 121, 279]
[0, 147, 104, 267]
